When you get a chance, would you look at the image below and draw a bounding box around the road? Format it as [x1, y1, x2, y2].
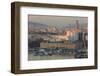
[28, 52, 75, 61]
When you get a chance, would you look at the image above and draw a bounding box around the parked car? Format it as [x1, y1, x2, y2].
[74, 49, 88, 58]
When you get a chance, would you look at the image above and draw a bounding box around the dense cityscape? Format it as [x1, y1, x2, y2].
[28, 18, 88, 60]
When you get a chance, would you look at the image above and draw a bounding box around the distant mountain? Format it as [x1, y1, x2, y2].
[28, 22, 48, 29]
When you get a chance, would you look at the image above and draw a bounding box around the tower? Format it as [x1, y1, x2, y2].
[76, 20, 79, 29]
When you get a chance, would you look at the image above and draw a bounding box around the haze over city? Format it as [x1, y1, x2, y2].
[28, 15, 88, 60]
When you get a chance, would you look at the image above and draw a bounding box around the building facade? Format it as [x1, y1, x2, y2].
[40, 41, 76, 49]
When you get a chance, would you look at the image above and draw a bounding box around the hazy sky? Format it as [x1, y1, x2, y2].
[28, 15, 88, 27]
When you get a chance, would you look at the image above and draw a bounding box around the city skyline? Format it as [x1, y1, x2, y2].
[28, 15, 88, 61]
